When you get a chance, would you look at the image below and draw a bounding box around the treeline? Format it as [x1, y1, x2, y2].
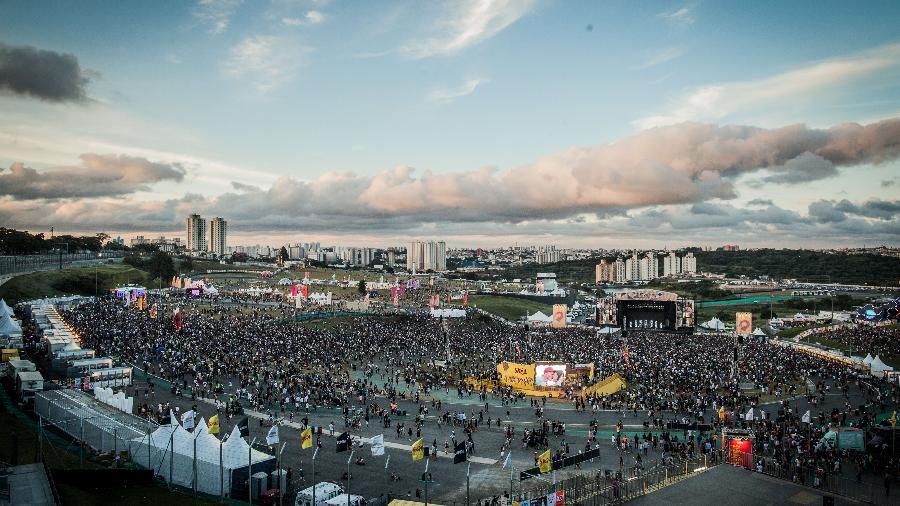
[0, 227, 111, 255]
[695, 250, 900, 286]
[504, 258, 600, 284]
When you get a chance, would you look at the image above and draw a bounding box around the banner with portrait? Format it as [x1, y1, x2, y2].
[496, 361, 536, 388]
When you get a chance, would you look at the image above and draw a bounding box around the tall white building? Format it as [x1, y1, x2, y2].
[407, 240, 446, 272]
[624, 252, 640, 281]
[638, 252, 658, 281]
[682, 252, 697, 274]
[186, 214, 207, 252]
[209, 217, 227, 256]
[535, 245, 560, 264]
[662, 251, 682, 277]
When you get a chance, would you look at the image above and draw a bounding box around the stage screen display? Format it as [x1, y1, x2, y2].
[534, 364, 567, 387]
[617, 300, 676, 330]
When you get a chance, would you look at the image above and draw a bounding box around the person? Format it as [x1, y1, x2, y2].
[355, 456, 366, 466]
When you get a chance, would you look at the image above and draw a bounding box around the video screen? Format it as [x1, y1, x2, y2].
[534, 364, 566, 387]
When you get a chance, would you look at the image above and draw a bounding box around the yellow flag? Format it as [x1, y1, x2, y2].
[538, 449, 552, 473]
[208, 414, 220, 435]
[412, 438, 425, 461]
[301, 427, 313, 449]
[891, 411, 897, 427]
[718, 406, 725, 421]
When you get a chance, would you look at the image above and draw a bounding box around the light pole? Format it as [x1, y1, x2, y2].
[347, 450, 354, 506]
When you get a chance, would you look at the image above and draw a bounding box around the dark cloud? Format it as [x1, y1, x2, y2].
[759, 152, 838, 185]
[0, 154, 185, 199]
[231, 181, 260, 192]
[0, 42, 93, 102]
[882, 179, 897, 187]
[808, 198, 900, 224]
[747, 198, 774, 206]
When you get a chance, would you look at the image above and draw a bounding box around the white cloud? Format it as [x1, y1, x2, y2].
[403, 0, 536, 58]
[634, 47, 683, 70]
[223, 36, 307, 93]
[282, 10, 324, 26]
[635, 42, 900, 129]
[659, 5, 695, 26]
[428, 78, 485, 102]
[195, 0, 243, 34]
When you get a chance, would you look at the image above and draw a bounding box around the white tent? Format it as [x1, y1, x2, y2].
[598, 326, 621, 334]
[0, 299, 13, 317]
[527, 311, 552, 323]
[702, 317, 727, 330]
[204, 285, 219, 295]
[0, 313, 22, 335]
[863, 354, 874, 366]
[870, 356, 894, 374]
[752, 328, 767, 337]
[130, 422, 273, 497]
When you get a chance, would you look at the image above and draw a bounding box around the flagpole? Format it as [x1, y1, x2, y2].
[424, 457, 430, 506]
[220, 436, 224, 502]
[248, 437, 256, 506]
[347, 450, 354, 506]
[279, 442, 286, 506]
[312, 447, 319, 506]
[466, 462, 470, 506]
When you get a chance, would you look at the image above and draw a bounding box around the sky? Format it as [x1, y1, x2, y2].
[0, 0, 899, 249]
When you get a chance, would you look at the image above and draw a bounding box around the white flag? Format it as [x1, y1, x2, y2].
[744, 409, 753, 421]
[371, 434, 385, 456]
[503, 451, 512, 469]
[182, 410, 196, 430]
[266, 425, 279, 445]
[802, 410, 811, 423]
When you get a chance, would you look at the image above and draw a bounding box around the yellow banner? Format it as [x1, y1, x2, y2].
[582, 373, 626, 397]
[551, 304, 567, 328]
[496, 361, 535, 388]
[301, 427, 313, 449]
[538, 449, 552, 473]
[412, 438, 425, 461]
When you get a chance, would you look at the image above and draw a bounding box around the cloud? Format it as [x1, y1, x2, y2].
[0, 154, 185, 199]
[882, 178, 897, 187]
[659, 5, 695, 26]
[282, 11, 324, 26]
[195, 0, 243, 34]
[0, 42, 93, 102]
[4, 119, 899, 238]
[634, 47, 683, 70]
[756, 152, 838, 185]
[224, 36, 307, 92]
[428, 78, 485, 101]
[402, 0, 536, 58]
[747, 198, 773, 207]
[635, 42, 900, 129]
[809, 198, 900, 223]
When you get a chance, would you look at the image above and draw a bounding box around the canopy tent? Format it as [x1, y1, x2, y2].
[204, 285, 219, 295]
[701, 317, 727, 330]
[0, 313, 22, 335]
[597, 326, 621, 334]
[0, 299, 13, 317]
[863, 354, 874, 366]
[527, 311, 552, 323]
[752, 327, 767, 336]
[870, 356, 894, 374]
[130, 421, 274, 497]
[430, 308, 466, 318]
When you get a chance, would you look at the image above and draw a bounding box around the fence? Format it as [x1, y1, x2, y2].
[34, 390, 153, 454]
[734, 450, 890, 505]
[485, 451, 723, 506]
[0, 252, 123, 275]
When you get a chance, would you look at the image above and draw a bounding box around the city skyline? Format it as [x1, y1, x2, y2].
[1, 1, 899, 248]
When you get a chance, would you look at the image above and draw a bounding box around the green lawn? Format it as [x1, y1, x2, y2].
[468, 294, 552, 321]
[0, 264, 149, 304]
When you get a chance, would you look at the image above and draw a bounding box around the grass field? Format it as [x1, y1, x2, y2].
[468, 294, 552, 321]
[0, 264, 149, 304]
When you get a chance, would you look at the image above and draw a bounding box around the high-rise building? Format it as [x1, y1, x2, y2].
[209, 217, 227, 256]
[596, 258, 624, 283]
[535, 245, 560, 264]
[662, 251, 682, 277]
[613, 258, 626, 282]
[624, 252, 640, 281]
[186, 214, 207, 252]
[407, 240, 446, 272]
[638, 252, 658, 281]
[682, 252, 697, 274]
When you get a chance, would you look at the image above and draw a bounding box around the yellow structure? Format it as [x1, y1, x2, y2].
[496, 361, 536, 388]
[2, 349, 20, 363]
[581, 373, 627, 397]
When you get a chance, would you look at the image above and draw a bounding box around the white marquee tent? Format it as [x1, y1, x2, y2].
[527, 311, 552, 323]
[0, 299, 13, 317]
[701, 317, 727, 331]
[870, 355, 894, 375]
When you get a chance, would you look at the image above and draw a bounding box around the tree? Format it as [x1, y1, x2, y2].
[180, 256, 194, 274]
[146, 251, 176, 283]
[358, 280, 367, 294]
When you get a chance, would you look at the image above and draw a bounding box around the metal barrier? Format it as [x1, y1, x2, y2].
[483, 451, 723, 506]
